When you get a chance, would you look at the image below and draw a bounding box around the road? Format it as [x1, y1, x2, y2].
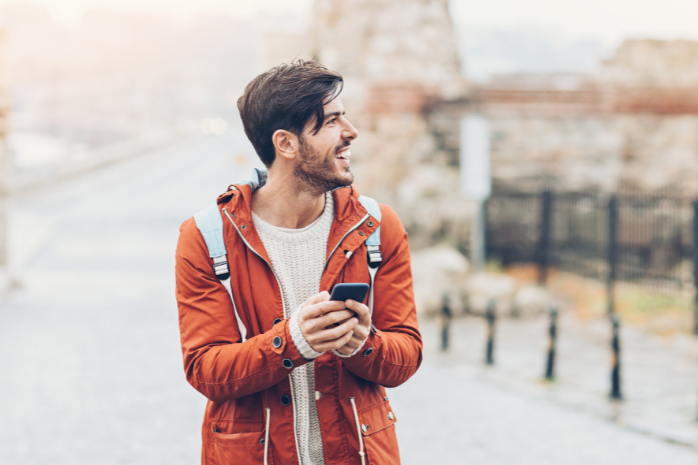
[1, 132, 697, 464]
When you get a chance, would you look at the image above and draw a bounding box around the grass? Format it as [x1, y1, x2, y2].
[492, 262, 694, 335]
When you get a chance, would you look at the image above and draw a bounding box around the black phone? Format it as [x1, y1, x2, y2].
[329, 283, 370, 304]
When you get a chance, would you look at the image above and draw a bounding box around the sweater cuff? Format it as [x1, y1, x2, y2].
[290, 309, 324, 361]
[332, 335, 367, 358]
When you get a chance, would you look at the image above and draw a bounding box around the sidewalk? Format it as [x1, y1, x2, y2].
[392, 313, 698, 461]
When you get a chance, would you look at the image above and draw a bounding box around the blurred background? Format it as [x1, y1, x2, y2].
[2, 0, 698, 463]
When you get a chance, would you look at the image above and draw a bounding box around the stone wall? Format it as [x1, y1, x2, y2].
[481, 39, 698, 195]
[600, 39, 698, 87]
[306, 0, 471, 250]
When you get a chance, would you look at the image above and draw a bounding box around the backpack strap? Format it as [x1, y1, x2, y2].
[194, 204, 248, 342]
[358, 195, 382, 314]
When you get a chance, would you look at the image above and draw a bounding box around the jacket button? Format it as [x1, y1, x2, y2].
[361, 424, 370, 433]
[370, 324, 378, 334]
[213, 427, 222, 433]
[260, 438, 266, 445]
[273, 336, 282, 348]
[280, 395, 291, 406]
[367, 221, 373, 227]
[241, 225, 247, 230]
[388, 412, 394, 420]
[363, 348, 373, 356]
[273, 318, 282, 326]
[282, 358, 293, 369]
[358, 231, 364, 236]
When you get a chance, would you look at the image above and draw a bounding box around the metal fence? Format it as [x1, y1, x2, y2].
[486, 182, 695, 292]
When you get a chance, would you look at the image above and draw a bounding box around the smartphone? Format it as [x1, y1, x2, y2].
[330, 283, 370, 304]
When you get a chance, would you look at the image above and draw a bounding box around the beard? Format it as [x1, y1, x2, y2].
[293, 138, 354, 196]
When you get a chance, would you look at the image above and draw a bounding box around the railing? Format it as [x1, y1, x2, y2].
[485, 181, 698, 330]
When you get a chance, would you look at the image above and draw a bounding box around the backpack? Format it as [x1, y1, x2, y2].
[193, 169, 382, 342]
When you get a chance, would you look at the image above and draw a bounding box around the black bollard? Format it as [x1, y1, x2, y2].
[610, 314, 622, 400]
[544, 305, 558, 381]
[440, 293, 452, 352]
[485, 300, 496, 365]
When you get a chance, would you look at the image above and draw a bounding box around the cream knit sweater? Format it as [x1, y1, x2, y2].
[252, 192, 334, 465]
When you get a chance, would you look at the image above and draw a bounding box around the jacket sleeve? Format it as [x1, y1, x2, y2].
[341, 205, 423, 388]
[175, 217, 308, 403]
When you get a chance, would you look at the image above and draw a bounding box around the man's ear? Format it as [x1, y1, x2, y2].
[272, 130, 299, 162]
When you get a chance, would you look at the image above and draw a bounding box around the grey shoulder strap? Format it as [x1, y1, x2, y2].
[358, 195, 382, 314]
[193, 204, 247, 342]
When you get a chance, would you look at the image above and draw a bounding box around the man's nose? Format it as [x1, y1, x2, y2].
[342, 120, 359, 141]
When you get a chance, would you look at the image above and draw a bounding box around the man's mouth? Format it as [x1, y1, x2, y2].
[336, 147, 351, 162]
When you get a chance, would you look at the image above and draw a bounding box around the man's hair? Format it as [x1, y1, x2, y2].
[237, 60, 344, 167]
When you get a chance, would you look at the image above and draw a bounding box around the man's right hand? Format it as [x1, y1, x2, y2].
[298, 291, 358, 353]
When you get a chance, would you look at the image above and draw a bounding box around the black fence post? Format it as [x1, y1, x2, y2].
[440, 293, 452, 352]
[544, 305, 558, 381]
[607, 195, 618, 315]
[693, 200, 698, 335]
[610, 314, 622, 400]
[538, 190, 553, 285]
[485, 300, 496, 365]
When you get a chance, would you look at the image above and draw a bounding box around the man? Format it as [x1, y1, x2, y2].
[175, 60, 422, 465]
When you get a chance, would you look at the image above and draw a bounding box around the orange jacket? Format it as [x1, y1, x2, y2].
[175, 182, 422, 465]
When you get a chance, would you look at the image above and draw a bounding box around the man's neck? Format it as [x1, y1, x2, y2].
[251, 171, 327, 229]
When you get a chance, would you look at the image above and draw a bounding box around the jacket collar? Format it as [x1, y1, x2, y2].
[216, 169, 379, 275]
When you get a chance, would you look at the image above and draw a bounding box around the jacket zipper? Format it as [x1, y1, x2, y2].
[325, 213, 370, 269]
[223, 207, 369, 465]
[222, 207, 303, 465]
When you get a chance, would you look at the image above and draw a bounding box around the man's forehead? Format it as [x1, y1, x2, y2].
[323, 98, 344, 115]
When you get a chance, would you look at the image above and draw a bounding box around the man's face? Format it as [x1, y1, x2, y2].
[293, 98, 359, 195]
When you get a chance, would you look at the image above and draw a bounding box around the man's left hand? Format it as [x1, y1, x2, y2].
[335, 299, 371, 356]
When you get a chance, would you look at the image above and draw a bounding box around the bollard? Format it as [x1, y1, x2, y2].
[440, 293, 452, 352]
[485, 300, 496, 365]
[544, 305, 558, 381]
[610, 314, 622, 400]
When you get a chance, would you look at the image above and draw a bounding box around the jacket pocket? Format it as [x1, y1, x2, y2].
[213, 430, 270, 464]
[359, 400, 400, 465]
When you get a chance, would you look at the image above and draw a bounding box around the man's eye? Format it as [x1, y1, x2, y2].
[327, 119, 336, 125]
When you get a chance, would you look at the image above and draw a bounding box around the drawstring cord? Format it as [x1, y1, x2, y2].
[264, 407, 271, 465]
[349, 397, 366, 465]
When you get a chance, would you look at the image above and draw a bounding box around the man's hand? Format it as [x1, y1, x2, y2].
[299, 291, 358, 353]
[335, 299, 371, 356]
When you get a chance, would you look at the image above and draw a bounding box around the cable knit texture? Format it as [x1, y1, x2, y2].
[252, 192, 334, 465]
[291, 307, 323, 360]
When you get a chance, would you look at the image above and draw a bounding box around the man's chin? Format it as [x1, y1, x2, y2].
[336, 169, 354, 187]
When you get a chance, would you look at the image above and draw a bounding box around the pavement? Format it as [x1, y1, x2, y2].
[1, 131, 697, 464]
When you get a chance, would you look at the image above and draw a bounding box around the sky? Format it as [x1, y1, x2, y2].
[1, 0, 698, 43]
[0, 0, 313, 24]
[2, 0, 698, 80]
[450, 0, 698, 44]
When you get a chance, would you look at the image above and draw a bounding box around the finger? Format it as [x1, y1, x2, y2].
[350, 324, 369, 341]
[312, 310, 354, 330]
[303, 291, 330, 308]
[313, 329, 355, 353]
[306, 318, 358, 346]
[345, 300, 371, 325]
[302, 300, 346, 320]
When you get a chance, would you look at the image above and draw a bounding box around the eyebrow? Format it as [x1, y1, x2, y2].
[324, 111, 345, 121]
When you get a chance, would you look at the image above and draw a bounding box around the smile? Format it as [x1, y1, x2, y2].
[336, 148, 351, 161]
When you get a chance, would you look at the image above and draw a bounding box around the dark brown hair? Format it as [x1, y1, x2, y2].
[237, 60, 344, 167]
